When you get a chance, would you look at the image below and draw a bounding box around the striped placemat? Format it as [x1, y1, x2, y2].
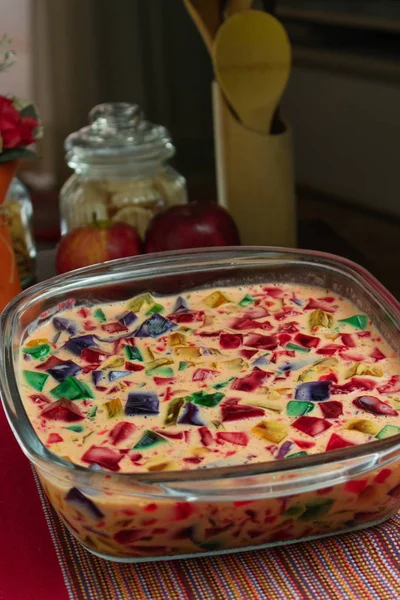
[32, 472, 400, 600]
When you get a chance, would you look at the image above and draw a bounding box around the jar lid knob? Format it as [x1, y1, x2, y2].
[89, 102, 144, 134]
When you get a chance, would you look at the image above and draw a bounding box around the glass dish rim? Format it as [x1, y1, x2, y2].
[1, 245, 400, 488]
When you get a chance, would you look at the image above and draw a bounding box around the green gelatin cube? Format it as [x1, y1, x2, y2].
[178, 361, 190, 371]
[93, 308, 107, 322]
[133, 430, 167, 450]
[190, 391, 224, 407]
[67, 425, 84, 433]
[23, 370, 49, 392]
[376, 424, 400, 440]
[51, 376, 94, 400]
[299, 499, 334, 521]
[213, 377, 236, 390]
[146, 366, 174, 377]
[286, 451, 308, 459]
[23, 344, 51, 359]
[338, 315, 368, 330]
[125, 346, 143, 361]
[284, 504, 305, 517]
[286, 343, 311, 354]
[88, 406, 98, 419]
[165, 397, 184, 426]
[287, 401, 314, 417]
[146, 303, 165, 315]
[239, 294, 254, 307]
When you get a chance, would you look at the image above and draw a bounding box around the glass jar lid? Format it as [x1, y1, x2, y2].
[65, 103, 175, 172]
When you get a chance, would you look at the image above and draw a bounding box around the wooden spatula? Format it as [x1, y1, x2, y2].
[183, 0, 223, 55]
[213, 10, 291, 134]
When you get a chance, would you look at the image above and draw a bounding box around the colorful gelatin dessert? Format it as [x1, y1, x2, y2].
[18, 284, 400, 559]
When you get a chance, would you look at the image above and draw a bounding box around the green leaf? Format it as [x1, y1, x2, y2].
[0, 147, 37, 163]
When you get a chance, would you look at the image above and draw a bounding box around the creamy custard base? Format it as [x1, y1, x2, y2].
[17, 284, 400, 559]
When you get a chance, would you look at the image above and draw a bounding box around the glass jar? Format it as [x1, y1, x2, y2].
[60, 103, 187, 238]
[4, 177, 36, 288]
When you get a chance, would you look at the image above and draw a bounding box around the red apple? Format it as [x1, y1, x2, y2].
[144, 202, 240, 253]
[56, 221, 142, 274]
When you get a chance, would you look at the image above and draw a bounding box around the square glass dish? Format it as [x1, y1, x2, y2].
[1, 247, 400, 563]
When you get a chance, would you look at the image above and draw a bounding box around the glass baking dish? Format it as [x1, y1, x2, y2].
[1, 247, 400, 563]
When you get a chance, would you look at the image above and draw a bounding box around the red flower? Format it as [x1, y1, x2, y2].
[0, 96, 38, 150]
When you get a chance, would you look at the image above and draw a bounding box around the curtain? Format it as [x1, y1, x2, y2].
[31, 0, 214, 186]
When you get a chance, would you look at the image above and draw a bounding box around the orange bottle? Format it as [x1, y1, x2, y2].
[0, 160, 22, 311]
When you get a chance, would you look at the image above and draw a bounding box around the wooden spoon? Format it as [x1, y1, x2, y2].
[183, 0, 223, 55]
[213, 10, 291, 134]
[223, 0, 253, 20]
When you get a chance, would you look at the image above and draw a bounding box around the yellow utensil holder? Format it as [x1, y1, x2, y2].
[213, 81, 297, 247]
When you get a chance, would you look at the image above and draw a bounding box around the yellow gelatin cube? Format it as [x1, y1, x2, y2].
[323, 333, 339, 340]
[25, 338, 49, 347]
[192, 447, 212, 456]
[275, 387, 291, 396]
[103, 357, 125, 370]
[169, 333, 186, 347]
[203, 315, 215, 327]
[142, 347, 155, 362]
[243, 397, 282, 413]
[174, 347, 202, 359]
[103, 398, 123, 419]
[355, 364, 384, 377]
[252, 420, 288, 443]
[146, 358, 173, 370]
[127, 293, 154, 312]
[203, 291, 230, 308]
[221, 358, 247, 370]
[345, 419, 380, 436]
[309, 309, 333, 330]
[147, 461, 177, 472]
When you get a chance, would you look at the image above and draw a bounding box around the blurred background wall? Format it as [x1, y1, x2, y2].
[1, 0, 400, 217]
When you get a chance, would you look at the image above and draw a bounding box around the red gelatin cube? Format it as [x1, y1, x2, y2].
[77, 307, 91, 318]
[340, 351, 367, 362]
[262, 286, 284, 298]
[41, 399, 84, 422]
[353, 395, 398, 416]
[378, 375, 400, 394]
[175, 502, 194, 521]
[292, 416, 332, 437]
[320, 401, 343, 419]
[278, 333, 292, 345]
[47, 433, 63, 444]
[293, 439, 316, 450]
[294, 333, 320, 348]
[154, 430, 184, 440]
[243, 334, 277, 350]
[153, 377, 175, 386]
[344, 479, 368, 494]
[114, 529, 142, 545]
[326, 433, 355, 452]
[82, 446, 122, 471]
[125, 361, 145, 372]
[192, 368, 217, 382]
[231, 367, 270, 392]
[199, 426, 213, 446]
[304, 299, 335, 313]
[341, 334, 356, 348]
[81, 347, 108, 364]
[374, 468, 392, 484]
[316, 344, 344, 356]
[216, 431, 249, 446]
[101, 322, 128, 333]
[370, 348, 386, 362]
[109, 421, 136, 445]
[36, 356, 63, 371]
[219, 333, 243, 349]
[319, 373, 338, 383]
[332, 378, 376, 395]
[240, 349, 258, 360]
[145, 503, 158, 512]
[83, 320, 96, 331]
[29, 393, 51, 406]
[278, 321, 299, 334]
[245, 306, 269, 319]
[221, 398, 264, 422]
